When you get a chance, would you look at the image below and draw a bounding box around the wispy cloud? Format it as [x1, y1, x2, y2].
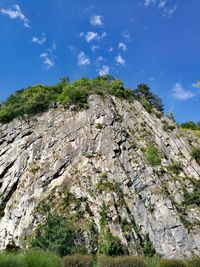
[122, 32, 131, 41]
[172, 83, 195, 100]
[163, 5, 177, 18]
[77, 52, 90, 66]
[0, 4, 30, 27]
[91, 45, 100, 52]
[115, 54, 125, 66]
[40, 53, 55, 69]
[144, 0, 156, 7]
[143, 0, 177, 17]
[118, 42, 127, 52]
[32, 34, 46, 45]
[108, 47, 113, 52]
[99, 65, 109, 76]
[192, 82, 200, 88]
[90, 14, 104, 26]
[82, 31, 107, 43]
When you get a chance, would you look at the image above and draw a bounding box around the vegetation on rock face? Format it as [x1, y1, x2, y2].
[191, 147, 200, 164]
[0, 76, 164, 123]
[145, 145, 162, 166]
[30, 214, 86, 257]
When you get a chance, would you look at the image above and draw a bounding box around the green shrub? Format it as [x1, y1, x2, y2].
[97, 255, 147, 267]
[96, 123, 103, 129]
[30, 214, 86, 256]
[63, 254, 93, 267]
[183, 188, 200, 206]
[145, 145, 162, 166]
[157, 259, 186, 267]
[144, 257, 160, 267]
[186, 257, 200, 267]
[167, 162, 182, 175]
[24, 249, 62, 267]
[191, 147, 200, 164]
[140, 96, 153, 113]
[0, 252, 23, 267]
[98, 230, 125, 256]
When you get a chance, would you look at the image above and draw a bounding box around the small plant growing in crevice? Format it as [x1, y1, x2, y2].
[191, 147, 200, 164]
[95, 123, 103, 129]
[167, 161, 182, 175]
[145, 145, 162, 166]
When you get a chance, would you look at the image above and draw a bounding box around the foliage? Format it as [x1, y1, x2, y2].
[167, 162, 182, 175]
[143, 234, 156, 257]
[30, 214, 86, 257]
[97, 255, 147, 267]
[0, 252, 23, 267]
[145, 145, 162, 166]
[24, 249, 63, 267]
[135, 84, 164, 113]
[191, 147, 200, 164]
[144, 257, 160, 267]
[63, 254, 93, 267]
[186, 257, 200, 267]
[180, 121, 200, 131]
[98, 230, 125, 256]
[183, 188, 200, 206]
[157, 259, 186, 267]
[0, 76, 164, 123]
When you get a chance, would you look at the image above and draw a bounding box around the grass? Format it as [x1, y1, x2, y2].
[0, 250, 199, 267]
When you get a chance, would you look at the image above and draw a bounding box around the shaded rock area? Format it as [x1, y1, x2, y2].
[0, 94, 199, 258]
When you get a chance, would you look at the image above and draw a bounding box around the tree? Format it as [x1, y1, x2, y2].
[135, 84, 164, 112]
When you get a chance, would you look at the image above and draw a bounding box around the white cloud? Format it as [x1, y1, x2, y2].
[108, 47, 113, 52]
[143, 0, 177, 17]
[83, 31, 107, 43]
[77, 52, 90, 66]
[0, 4, 30, 27]
[97, 56, 104, 62]
[118, 42, 127, 52]
[149, 76, 155, 81]
[90, 15, 103, 26]
[32, 34, 46, 45]
[122, 32, 131, 41]
[144, 0, 156, 7]
[115, 54, 125, 66]
[99, 65, 109, 76]
[91, 45, 100, 52]
[192, 82, 200, 88]
[172, 83, 195, 100]
[163, 5, 177, 17]
[40, 53, 55, 69]
[158, 0, 167, 8]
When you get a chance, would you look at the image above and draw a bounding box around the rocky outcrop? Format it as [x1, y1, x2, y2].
[0, 95, 199, 258]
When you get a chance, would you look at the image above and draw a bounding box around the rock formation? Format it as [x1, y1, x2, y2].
[0, 94, 199, 258]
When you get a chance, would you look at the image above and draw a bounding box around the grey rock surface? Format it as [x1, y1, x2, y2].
[0, 95, 199, 258]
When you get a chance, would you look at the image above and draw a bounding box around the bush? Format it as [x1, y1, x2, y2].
[157, 259, 186, 267]
[98, 230, 125, 256]
[30, 214, 86, 256]
[167, 162, 182, 175]
[191, 147, 200, 164]
[24, 249, 62, 267]
[186, 258, 200, 267]
[63, 254, 93, 267]
[0, 252, 23, 267]
[183, 188, 200, 206]
[97, 255, 147, 267]
[145, 145, 162, 166]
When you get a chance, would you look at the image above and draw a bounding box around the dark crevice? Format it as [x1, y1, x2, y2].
[0, 160, 16, 180]
[0, 177, 20, 218]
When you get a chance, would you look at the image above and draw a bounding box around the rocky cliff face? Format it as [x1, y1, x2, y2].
[0, 95, 199, 258]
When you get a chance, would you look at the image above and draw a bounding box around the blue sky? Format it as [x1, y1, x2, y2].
[0, 0, 200, 122]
